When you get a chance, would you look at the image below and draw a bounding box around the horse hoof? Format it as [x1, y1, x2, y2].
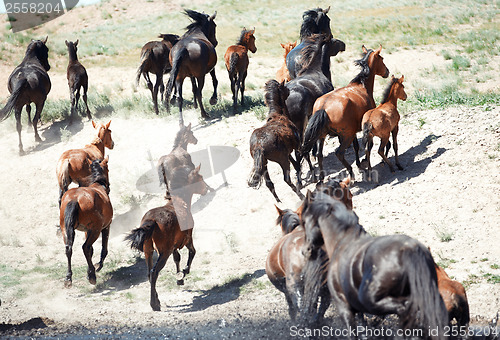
[209, 97, 217, 105]
[151, 303, 161, 312]
[88, 275, 96, 285]
[64, 280, 72, 288]
[177, 279, 185, 286]
[202, 113, 211, 120]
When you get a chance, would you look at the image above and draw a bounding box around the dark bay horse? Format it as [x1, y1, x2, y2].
[285, 33, 345, 187]
[302, 45, 389, 180]
[276, 41, 296, 83]
[301, 193, 448, 339]
[59, 157, 112, 288]
[66, 40, 91, 123]
[361, 75, 406, 180]
[126, 165, 209, 311]
[0, 37, 51, 155]
[165, 10, 218, 125]
[224, 28, 257, 114]
[135, 34, 180, 115]
[248, 79, 303, 202]
[56, 120, 114, 206]
[266, 177, 352, 321]
[286, 7, 331, 80]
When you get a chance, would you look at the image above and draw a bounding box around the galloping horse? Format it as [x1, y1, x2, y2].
[59, 158, 112, 287]
[66, 40, 91, 122]
[165, 10, 218, 125]
[0, 37, 51, 155]
[126, 165, 209, 311]
[266, 177, 352, 322]
[302, 45, 389, 180]
[224, 28, 257, 114]
[361, 75, 406, 180]
[135, 34, 180, 115]
[301, 194, 448, 339]
[56, 120, 114, 206]
[276, 41, 296, 83]
[285, 33, 345, 187]
[248, 80, 303, 202]
[286, 7, 331, 80]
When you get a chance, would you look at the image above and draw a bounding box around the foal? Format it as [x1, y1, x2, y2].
[361, 75, 406, 180]
[276, 41, 296, 83]
[66, 40, 91, 122]
[224, 28, 257, 114]
[248, 79, 303, 203]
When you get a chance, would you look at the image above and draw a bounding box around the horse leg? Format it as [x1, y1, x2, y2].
[353, 137, 361, 167]
[364, 136, 374, 181]
[183, 239, 196, 276]
[143, 239, 154, 281]
[317, 138, 325, 181]
[240, 70, 247, 107]
[15, 108, 24, 155]
[152, 74, 161, 115]
[194, 76, 210, 120]
[33, 102, 44, 143]
[82, 84, 92, 120]
[82, 230, 100, 285]
[335, 135, 355, 179]
[392, 126, 403, 170]
[230, 75, 237, 114]
[95, 226, 109, 272]
[25, 104, 32, 128]
[293, 150, 303, 188]
[149, 251, 169, 311]
[63, 221, 76, 288]
[209, 69, 218, 105]
[75, 88, 81, 118]
[69, 88, 76, 124]
[378, 138, 396, 173]
[263, 165, 281, 203]
[190, 77, 198, 109]
[284, 290, 298, 321]
[302, 151, 315, 184]
[176, 79, 184, 126]
[280, 160, 304, 200]
[172, 249, 183, 284]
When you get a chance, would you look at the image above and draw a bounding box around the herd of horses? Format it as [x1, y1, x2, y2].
[0, 6, 472, 339]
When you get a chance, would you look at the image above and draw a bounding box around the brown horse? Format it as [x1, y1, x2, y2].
[59, 157, 112, 288]
[224, 27, 257, 114]
[66, 40, 91, 123]
[248, 79, 302, 203]
[361, 75, 406, 180]
[266, 177, 352, 321]
[135, 34, 180, 115]
[126, 165, 209, 311]
[0, 37, 51, 155]
[429, 249, 470, 326]
[302, 45, 389, 180]
[276, 41, 296, 83]
[56, 120, 114, 206]
[165, 10, 218, 125]
[301, 194, 448, 339]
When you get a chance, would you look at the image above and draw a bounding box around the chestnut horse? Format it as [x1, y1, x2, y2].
[361, 75, 406, 180]
[56, 120, 114, 206]
[126, 165, 209, 311]
[0, 37, 51, 155]
[165, 10, 218, 125]
[66, 40, 91, 123]
[302, 45, 389, 180]
[248, 79, 302, 202]
[301, 194, 448, 339]
[59, 158, 112, 288]
[266, 177, 352, 321]
[224, 28, 257, 114]
[135, 34, 180, 115]
[286, 7, 331, 80]
[276, 41, 296, 83]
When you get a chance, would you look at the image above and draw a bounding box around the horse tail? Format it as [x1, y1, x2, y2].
[0, 78, 28, 121]
[57, 158, 71, 191]
[300, 247, 328, 325]
[165, 47, 189, 111]
[402, 246, 448, 339]
[228, 52, 239, 78]
[362, 121, 373, 150]
[302, 109, 330, 154]
[248, 148, 265, 189]
[135, 49, 152, 89]
[63, 200, 79, 252]
[125, 220, 157, 252]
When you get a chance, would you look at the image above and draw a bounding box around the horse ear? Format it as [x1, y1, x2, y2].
[210, 11, 217, 20]
[187, 122, 192, 130]
[75, 39, 79, 47]
[324, 6, 330, 14]
[105, 120, 111, 129]
[65, 40, 69, 47]
[42, 36, 48, 44]
[362, 45, 368, 54]
[292, 41, 297, 48]
[102, 156, 109, 165]
[280, 43, 285, 48]
[400, 75, 405, 82]
[195, 164, 201, 172]
[341, 177, 351, 188]
[375, 44, 383, 54]
[92, 120, 97, 128]
[275, 204, 284, 217]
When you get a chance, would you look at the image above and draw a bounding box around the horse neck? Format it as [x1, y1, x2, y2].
[173, 138, 189, 151]
[68, 48, 78, 62]
[171, 190, 194, 210]
[320, 45, 332, 81]
[88, 137, 105, 156]
[320, 222, 369, 258]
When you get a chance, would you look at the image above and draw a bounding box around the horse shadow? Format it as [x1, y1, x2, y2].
[173, 269, 265, 313]
[90, 255, 148, 293]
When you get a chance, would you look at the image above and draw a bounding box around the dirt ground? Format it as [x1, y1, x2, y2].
[0, 7, 499, 339]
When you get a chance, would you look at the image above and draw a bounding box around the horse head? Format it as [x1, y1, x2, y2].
[188, 164, 209, 196]
[65, 40, 79, 61]
[93, 120, 114, 150]
[364, 45, 389, 78]
[27, 37, 50, 71]
[275, 206, 301, 235]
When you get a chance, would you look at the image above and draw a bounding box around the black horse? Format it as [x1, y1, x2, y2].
[0, 37, 51, 155]
[285, 33, 345, 187]
[301, 193, 448, 339]
[286, 7, 332, 80]
[165, 10, 218, 125]
[66, 40, 91, 123]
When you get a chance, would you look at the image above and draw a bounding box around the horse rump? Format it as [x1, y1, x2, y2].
[125, 220, 158, 252]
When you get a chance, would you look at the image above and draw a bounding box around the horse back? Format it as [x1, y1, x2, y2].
[224, 45, 249, 70]
[8, 63, 51, 100]
[171, 37, 217, 77]
[67, 62, 88, 88]
[362, 103, 400, 138]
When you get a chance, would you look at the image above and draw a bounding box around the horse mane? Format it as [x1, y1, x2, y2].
[236, 28, 251, 46]
[67, 42, 78, 61]
[350, 49, 373, 85]
[88, 136, 103, 147]
[276, 209, 301, 234]
[168, 165, 192, 190]
[300, 8, 330, 40]
[183, 10, 210, 37]
[380, 77, 398, 104]
[90, 160, 109, 190]
[264, 79, 288, 114]
[297, 34, 329, 74]
[173, 125, 188, 149]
